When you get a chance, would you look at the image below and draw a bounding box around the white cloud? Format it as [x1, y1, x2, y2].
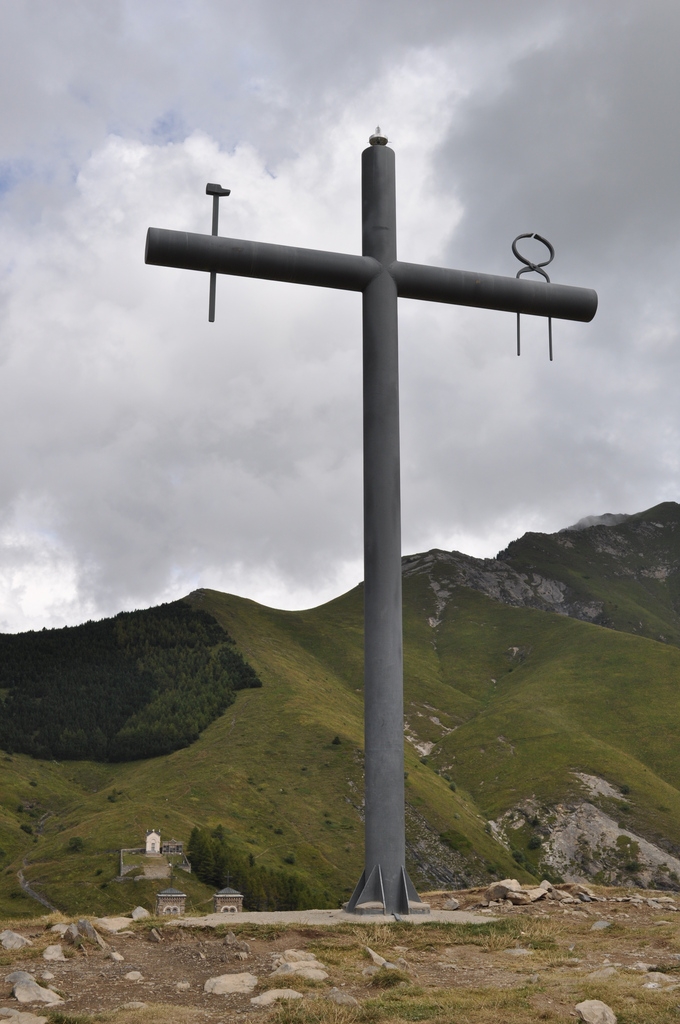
[0, 2, 679, 629]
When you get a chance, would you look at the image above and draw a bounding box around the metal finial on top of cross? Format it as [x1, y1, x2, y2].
[145, 130, 597, 917]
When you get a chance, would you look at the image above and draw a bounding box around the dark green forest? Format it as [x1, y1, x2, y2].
[187, 826, 333, 911]
[0, 600, 261, 762]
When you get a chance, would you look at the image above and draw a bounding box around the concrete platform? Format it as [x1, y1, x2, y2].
[166, 908, 495, 927]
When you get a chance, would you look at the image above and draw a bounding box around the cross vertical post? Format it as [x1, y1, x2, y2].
[144, 130, 598, 918]
[355, 138, 412, 914]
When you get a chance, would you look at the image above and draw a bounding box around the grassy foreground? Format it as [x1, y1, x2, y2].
[2, 890, 680, 1022]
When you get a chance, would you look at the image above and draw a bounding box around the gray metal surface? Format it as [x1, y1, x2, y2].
[145, 134, 598, 917]
[146, 228, 597, 322]
[355, 141, 412, 915]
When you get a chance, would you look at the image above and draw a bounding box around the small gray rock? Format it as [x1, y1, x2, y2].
[12, 982, 63, 1006]
[443, 898, 460, 910]
[327, 987, 359, 1006]
[587, 967, 617, 980]
[574, 999, 616, 1024]
[148, 928, 162, 943]
[204, 973, 258, 995]
[41, 946, 65, 962]
[250, 989, 303, 1007]
[4, 974, 35, 986]
[108, 951, 124, 962]
[0, 932, 32, 951]
[591, 920, 612, 931]
[124, 971, 143, 982]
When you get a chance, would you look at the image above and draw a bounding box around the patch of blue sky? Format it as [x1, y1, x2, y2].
[0, 159, 34, 198]
[150, 110, 188, 144]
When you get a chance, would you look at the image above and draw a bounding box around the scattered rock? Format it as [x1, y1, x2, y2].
[124, 971, 143, 982]
[362, 965, 380, 977]
[250, 989, 303, 1006]
[443, 898, 460, 910]
[327, 988, 359, 1006]
[131, 907, 150, 920]
[485, 879, 522, 901]
[49, 924, 69, 936]
[204, 973, 258, 995]
[0, 1012, 50, 1024]
[235, 951, 249, 961]
[38, 975, 53, 983]
[73, 919, 106, 948]
[525, 888, 549, 902]
[276, 949, 306, 962]
[365, 946, 387, 966]
[12, 983, 63, 1006]
[643, 972, 675, 986]
[108, 952, 124, 962]
[591, 920, 612, 931]
[176, 981, 190, 991]
[224, 933, 250, 953]
[587, 967, 617, 980]
[41, 946, 65, 962]
[506, 891, 532, 906]
[62, 925, 80, 946]
[0, 932, 32, 951]
[575, 999, 616, 1024]
[632, 962, 653, 971]
[148, 929, 162, 943]
[5, 974, 35, 986]
[292, 968, 329, 981]
[93, 917, 133, 934]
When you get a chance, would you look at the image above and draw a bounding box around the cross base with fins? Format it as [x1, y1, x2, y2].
[345, 864, 431, 917]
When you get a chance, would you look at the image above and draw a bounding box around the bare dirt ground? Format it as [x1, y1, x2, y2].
[4, 887, 680, 1022]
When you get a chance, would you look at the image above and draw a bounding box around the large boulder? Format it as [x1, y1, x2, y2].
[131, 907, 150, 920]
[485, 879, 522, 901]
[575, 1000, 616, 1024]
[204, 973, 258, 995]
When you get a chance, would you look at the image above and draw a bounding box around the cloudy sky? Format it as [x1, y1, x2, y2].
[1, 0, 678, 631]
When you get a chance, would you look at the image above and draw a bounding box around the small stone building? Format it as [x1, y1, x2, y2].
[155, 887, 187, 915]
[145, 829, 161, 854]
[213, 887, 244, 913]
[161, 838, 184, 855]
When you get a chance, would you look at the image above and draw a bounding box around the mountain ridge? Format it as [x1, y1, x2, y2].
[2, 499, 680, 916]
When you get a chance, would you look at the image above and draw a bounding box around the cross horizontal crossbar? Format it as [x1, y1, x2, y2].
[145, 227, 598, 322]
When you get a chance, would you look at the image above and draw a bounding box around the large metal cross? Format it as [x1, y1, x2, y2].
[145, 129, 597, 917]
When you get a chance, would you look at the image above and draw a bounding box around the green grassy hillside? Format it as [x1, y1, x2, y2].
[3, 501, 680, 917]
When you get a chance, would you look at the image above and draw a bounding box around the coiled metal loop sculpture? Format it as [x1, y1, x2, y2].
[512, 232, 555, 360]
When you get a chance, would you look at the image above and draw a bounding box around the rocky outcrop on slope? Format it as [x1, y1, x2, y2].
[402, 549, 605, 624]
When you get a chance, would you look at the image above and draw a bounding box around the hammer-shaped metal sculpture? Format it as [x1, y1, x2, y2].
[145, 128, 597, 917]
